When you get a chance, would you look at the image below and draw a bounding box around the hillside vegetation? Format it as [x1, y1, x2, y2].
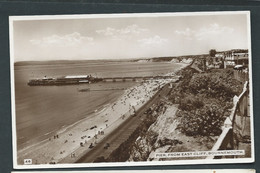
[169, 66, 243, 137]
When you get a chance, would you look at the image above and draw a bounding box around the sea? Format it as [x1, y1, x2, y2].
[14, 60, 183, 150]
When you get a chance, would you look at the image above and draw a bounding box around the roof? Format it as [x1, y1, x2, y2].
[65, 75, 89, 79]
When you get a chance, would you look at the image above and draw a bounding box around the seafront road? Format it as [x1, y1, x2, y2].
[75, 82, 173, 163]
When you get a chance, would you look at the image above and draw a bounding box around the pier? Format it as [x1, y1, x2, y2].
[101, 75, 177, 82]
[28, 75, 178, 86]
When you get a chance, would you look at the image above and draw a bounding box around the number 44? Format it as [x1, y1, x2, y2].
[24, 159, 32, 165]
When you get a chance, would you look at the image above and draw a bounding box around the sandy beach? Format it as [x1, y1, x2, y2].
[16, 62, 189, 165]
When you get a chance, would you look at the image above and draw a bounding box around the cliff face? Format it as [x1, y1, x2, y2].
[127, 101, 170, 161]
[128, 102, 216, 162]
[128, 103, 183, 161]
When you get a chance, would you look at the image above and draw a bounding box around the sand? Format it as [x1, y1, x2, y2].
[16, 63, 189, 165]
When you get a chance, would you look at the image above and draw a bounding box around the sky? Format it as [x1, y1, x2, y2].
[12, 12, 250, 62]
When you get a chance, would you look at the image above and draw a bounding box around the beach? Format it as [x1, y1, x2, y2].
[15, 61, 189, 165]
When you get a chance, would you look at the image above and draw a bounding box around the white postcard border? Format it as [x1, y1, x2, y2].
[9, 11, 255, 169]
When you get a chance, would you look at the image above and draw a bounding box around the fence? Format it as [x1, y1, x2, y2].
[233, 70, 249, 83]
[206, 81, 250, 159]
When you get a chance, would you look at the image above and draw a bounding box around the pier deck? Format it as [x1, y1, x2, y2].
[102, 75, 178, 82]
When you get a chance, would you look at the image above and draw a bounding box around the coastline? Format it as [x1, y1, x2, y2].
[17, 62, 189, 165]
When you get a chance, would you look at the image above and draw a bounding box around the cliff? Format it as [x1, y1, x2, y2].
[128, 102, 216, 161]
[128, 62, 243, 161]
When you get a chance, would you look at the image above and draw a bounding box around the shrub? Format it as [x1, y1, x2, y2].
[188, 70, 242, 100]
[173, 67, 242, 137]
[178, 95, 204, 111]
[177, 103, 227, 136]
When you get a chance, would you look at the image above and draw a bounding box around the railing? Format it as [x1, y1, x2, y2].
[234, 70, 249, 83]
[206, 81, 249, 159]
[102, 75, 178, 82]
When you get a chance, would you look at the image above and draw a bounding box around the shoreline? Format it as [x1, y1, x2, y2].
[16, 62, 189, 165]
[16, 93, 119, 152]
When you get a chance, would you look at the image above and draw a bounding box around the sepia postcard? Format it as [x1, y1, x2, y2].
[10, 11, 254, 169]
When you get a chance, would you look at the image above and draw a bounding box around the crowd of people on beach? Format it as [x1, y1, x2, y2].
[18, 71, 184, 165]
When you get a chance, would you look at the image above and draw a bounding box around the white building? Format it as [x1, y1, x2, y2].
[224, 51, 248, 68]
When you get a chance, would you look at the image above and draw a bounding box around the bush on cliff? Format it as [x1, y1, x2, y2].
[176, 68, 199, 93]
[177, 103, 230, 136]
[178, 95, 204, 111]
[172, 67, 243, 137]
[188, 69, 242, 100]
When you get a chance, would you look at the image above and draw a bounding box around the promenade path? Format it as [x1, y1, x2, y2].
[74, 83, 172, 163]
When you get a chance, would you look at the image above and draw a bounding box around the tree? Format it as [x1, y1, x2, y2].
[209, 49, 217, 57]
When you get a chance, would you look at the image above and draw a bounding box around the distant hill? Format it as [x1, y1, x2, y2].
[14, 59, 129, 66]
[132, 54, 209, 63]
[14, 52, 233, 66]
[150, 54, 209, 62]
